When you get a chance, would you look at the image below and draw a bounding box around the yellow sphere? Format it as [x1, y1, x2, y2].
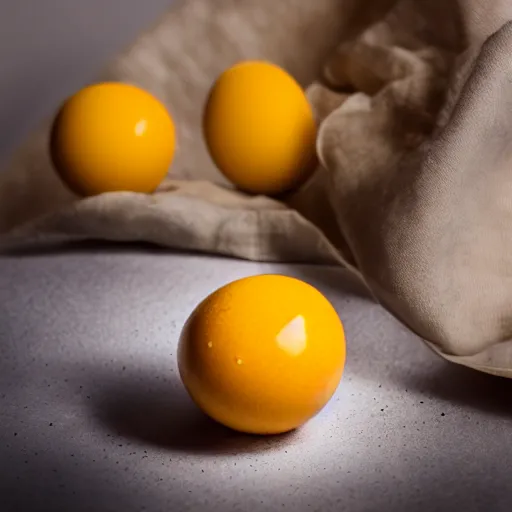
[178, 275, 346, 435]
[51, 82, 175, 196]
[203, 61, 317, 196]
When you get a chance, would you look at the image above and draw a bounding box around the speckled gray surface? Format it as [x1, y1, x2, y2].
[1, 244, 512, 512]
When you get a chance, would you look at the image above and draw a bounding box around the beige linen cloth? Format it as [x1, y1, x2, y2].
[2, 0, 512, 377]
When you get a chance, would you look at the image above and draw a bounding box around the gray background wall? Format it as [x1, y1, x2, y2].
[0, 0, 174, 167]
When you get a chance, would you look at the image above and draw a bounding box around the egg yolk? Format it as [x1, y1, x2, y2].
[178, 274, 346, 435]
[203, 61, 317, 196]
[51, 82, 175, 196]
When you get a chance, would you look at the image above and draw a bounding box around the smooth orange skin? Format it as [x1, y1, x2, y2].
[178, 275, 346, 435]
[203, 61, 317, 196]
[51, 82, 175, 196]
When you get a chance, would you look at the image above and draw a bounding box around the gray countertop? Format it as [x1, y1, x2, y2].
[1, 244, 511, 511]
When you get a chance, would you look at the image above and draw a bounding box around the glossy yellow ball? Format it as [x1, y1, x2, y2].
[51, 82, 175, 196]
[203, 61, 317, 196]
[178, 275, 346, 435]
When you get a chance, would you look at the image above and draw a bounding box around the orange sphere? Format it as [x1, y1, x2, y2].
[51, 82, 175, 196]
[178, 275, 346, 435]
[203, 61, 317, 195]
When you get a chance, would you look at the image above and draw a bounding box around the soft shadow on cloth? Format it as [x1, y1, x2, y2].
[2, 0, 512, 377]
